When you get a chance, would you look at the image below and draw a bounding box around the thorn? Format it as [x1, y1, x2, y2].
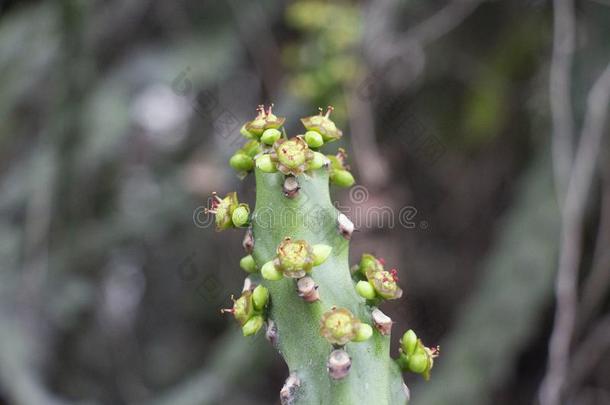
[327, 349, 351, 380]
[265, 319, 278, 347]
[297, 276, 319, 302]
[337, 213, 354, 240]
[280, 372, 301, 405]
[283, 176, 300, 199]
[242, 227, 254, 253]
[371, 308, 393, 335]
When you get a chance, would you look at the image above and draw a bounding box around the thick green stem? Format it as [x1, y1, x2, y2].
[251, 167, 407, 405]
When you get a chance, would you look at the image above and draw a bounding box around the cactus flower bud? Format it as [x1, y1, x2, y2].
[312, 244, 332, 266]
[355, 280, 376, 300]
[330, 169, 355, 188]
[242, 314, 264, 336]
[256, 154, 277, 173]
[276, 237, 315, 278]
[252, 285, 269, 311]
[261, 128, 282, 145]
[407, 352, 428, 374]
[231, 204, 250, 228]
[327, 349, 351, 380]
[400, 329, 418, 355]
[300, 106, 343, 142]
[304, 130, 324, 148]
[229, 153, 254, 172]
[245, 105, 286, 137]
[272, 136, 314, 176]
[261, 260, 283, 281]
[353, 323, 373, 342]
[319, 307, 360, 345]
[309, 151, 329, 170]
[239, 254, 257, 273]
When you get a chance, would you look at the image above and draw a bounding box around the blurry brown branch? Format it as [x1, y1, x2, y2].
[540, 62, 610, 405]
[550, 0, 576, 207]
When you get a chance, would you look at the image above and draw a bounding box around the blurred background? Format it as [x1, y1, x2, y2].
[2, 0, 610, 404]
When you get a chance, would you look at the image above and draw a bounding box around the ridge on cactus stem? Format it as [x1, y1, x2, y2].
[211, 105, 437, 404]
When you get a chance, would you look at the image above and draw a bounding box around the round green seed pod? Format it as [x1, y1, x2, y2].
[261, 260, 283, 281]
[231, 204, 250, 227]
[239, 255, 257, 273]
[229, 153, 254, 171]
[261, 128, 282, 145]
[401, 329, 418, 355]
[242, 315, 264, 336]
[256, 154, 277, 173]
[304, 130, 324, 148]
[330, 169, 355, 187]
[356, 280, 376, 300]
[308, 151, 328, 170]
[252, 285, 269, 311]
[354, 323, 373, 342]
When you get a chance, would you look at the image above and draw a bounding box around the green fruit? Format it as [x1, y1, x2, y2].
[330, 169, 355, 187]
[256, 154, 277, 173]
[229, 153, 254, 171]
[239, 255, 257, 273]
[231, 205, 250, 227]
[304, 130, 324, 148]
[261, 128, 282, 145]
[356, 280, 376, 300]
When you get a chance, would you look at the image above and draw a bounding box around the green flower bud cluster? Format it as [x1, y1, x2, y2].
[319, 307, 373, 345]
[353, 254, 403, 301]
[261, 237, 332, 280]
[221, 285, 270, 336]
[327, 148, 355, 187]
[241, 104, 286, 141]
[300, 106, 343, 145]
[397, 330, 439, 380]
[206, 192, 250, 231]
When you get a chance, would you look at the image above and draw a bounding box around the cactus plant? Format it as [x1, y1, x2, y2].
[209, 105, 438, 404]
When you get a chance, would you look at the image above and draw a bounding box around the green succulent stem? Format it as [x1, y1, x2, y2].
[251, 167, 407, 405]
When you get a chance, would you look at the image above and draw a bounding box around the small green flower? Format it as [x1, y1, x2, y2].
[245, 105, 286, 137]
[326, 148, 355, 187]
[206, 192, 250, 231]
[300, 106, 343, 142]
[320, 307, 360, 345]
[221, 291, 253, 325]
[271, 136, 314, 176]
[275, 237, 315, 278]
[357, 253, 385, 279]
[370, 269, 403, 300]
